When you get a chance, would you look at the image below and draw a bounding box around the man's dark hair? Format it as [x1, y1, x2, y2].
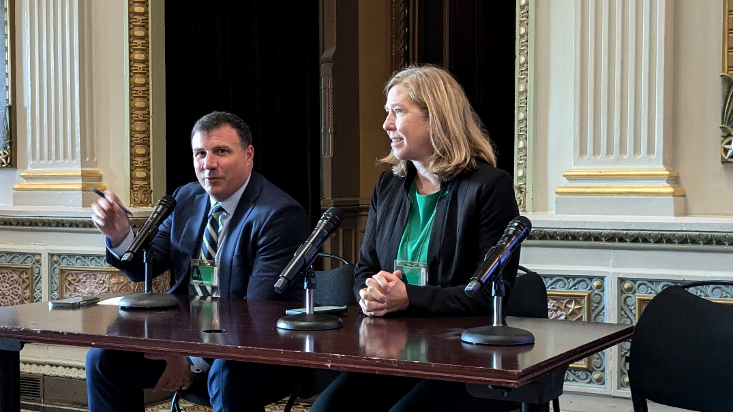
[190, 111, 253, 148]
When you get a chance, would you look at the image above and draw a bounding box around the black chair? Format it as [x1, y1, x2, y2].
[510, 266, 559, 412]
[467, 265, 561, 412]
[628, 280, 733, 412]
[507, 265, 549, 319]
[171, 252, 355, 412]
[313, 252, 357, 306]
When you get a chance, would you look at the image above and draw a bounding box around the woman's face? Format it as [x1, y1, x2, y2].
[383, 84, 433, 164]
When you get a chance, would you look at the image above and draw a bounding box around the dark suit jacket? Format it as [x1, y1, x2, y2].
[355, 161, 520, 317]
[107, 171, 309, 302]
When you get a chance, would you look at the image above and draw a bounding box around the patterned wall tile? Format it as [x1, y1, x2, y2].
[543, 274, 608, 388]
[0, 252, 42, 305]
[52, 254, 170, 299]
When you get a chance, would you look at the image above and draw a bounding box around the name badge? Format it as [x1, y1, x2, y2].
[394, 259, 427, 286]
[190, 259, 220, 297]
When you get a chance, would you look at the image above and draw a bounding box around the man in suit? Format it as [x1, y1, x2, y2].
[86, 111, 317, 412]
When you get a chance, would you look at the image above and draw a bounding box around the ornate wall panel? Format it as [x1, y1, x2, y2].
[58, 266, 170, 298]
[544, 274, 607, 387]
[128, 0, 152, 207]
[617, 278, 733, 390]
[52, 254, 169, 300]
[0, 252, 42, 305]
[515, 0, 530, 211]
[0, 263, 32, 306]
[547, 290, 592, 371]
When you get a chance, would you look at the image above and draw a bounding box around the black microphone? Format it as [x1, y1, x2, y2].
[121, 195, 177, 262]
[464, 216, 532, 297]
[274, 207, 343, 293]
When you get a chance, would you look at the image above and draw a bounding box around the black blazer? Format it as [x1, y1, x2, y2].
[355, 162, 520, 316]
[107, 171, 309, 302]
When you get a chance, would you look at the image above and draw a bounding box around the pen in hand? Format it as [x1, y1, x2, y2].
[88, 186, 133, 216]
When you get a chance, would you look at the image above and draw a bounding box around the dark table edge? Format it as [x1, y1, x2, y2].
[0, 323, 634, 388]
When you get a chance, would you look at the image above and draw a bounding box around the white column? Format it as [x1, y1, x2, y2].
[13, 0, 101, 207]
[554, 0, 685, 216]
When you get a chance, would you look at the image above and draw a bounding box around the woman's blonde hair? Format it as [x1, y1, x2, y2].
[379, 64, 496, 180]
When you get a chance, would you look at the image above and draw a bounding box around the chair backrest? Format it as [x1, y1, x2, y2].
[628, 284, 733, 412]
[313, 253, 357, 306]
[506, 265, 548, 319]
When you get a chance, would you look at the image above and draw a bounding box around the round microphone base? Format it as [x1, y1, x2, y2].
[460, 325, 535, 346]
[119, 293, 179, 310]
[276, 313, 344, 331]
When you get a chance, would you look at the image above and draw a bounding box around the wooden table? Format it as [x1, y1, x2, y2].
[0, 296, 633, 411]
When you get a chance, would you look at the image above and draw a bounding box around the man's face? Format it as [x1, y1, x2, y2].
[192, 125, 254, 201]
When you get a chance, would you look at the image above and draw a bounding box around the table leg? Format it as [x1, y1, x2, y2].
[0, 339, 24, 412]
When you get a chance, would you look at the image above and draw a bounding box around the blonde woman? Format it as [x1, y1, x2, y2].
[311, 65, 521, 411]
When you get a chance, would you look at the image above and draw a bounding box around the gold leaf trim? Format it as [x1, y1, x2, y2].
[562, 169, 679, 179]
[128, 0, 152, 207]
[555, 185, 686, 196]
[19, 170, 103, 179]
[13, 183, 107, 191]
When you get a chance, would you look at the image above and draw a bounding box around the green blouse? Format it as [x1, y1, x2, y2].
[396, 182, 445, 285]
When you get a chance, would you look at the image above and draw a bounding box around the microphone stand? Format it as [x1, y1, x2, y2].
[119, 235, 179, 310]
[276, 265, 343, 330]
[461, 274, 534, 345]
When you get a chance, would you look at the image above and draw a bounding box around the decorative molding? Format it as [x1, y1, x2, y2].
[725, 0, 733, 75]
[723, 2, 733, 161]
[389, 0, 408, 73]
[14, 183, 105, 192]
[514, 0, 529, 212]
[562, 169, 679, 179]
[0, 0, 11, 168]
[128, 0, 152, 207]
[20, 363, 85, 380]
[529, 228, 733, 247]
[555, 185, 686, 197]
[0, 216, 148, 230]
[19, 170, 103, 178]
[721, 74, 733, 162]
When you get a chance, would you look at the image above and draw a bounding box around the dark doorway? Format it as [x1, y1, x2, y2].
[164, 1, 321, 224]
[408, 0, 517, 176]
